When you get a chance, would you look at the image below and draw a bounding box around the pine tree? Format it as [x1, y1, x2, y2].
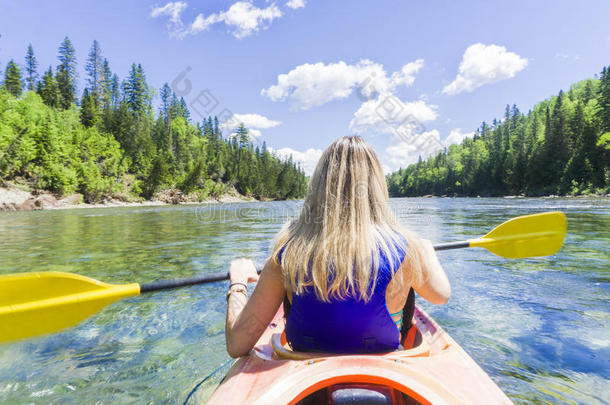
[80, 88, 99, 127]
[159, 83, 172, 121]
[24, 44, 38, 91]
[37, 66, 60, 108]
[100, 59, 113, 109]
[598, 66, 610, 133]
[86, 40, 104, 101]
[110, 73, 120, 107]
[179, 97, 190, 122]
[3, 60, 23, 97]
[122, 63, 150, 115]
[214, 116, 220, 137]
[117, 63, 155, 174]
[56, 37, 77, 109]
[549, 91, 570, 165]
[169, 92, 180, 120]
[235, 123, 249, 185]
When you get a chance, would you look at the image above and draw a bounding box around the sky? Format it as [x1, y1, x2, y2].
[1, 0, 609, 174]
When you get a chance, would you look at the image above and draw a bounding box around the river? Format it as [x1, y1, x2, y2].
[0, 197, 608, 404]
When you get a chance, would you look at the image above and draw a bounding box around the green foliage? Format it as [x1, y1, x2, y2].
[1, 39, 307, 203]
[37, 67, 61, 108]
[143, 153, 171, 198]
[388, 70, 610, 197]
[80, 88, 99, 128]
[598, 132, 610, 150]
[3, 60, 23, 97]
[0, 90, 127, 201]
[179, 158, 205, 194]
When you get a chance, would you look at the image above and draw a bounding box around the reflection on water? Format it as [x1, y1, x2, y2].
[0, 198, 608, 404]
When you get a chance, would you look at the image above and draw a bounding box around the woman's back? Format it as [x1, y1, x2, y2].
[285, 240, 407, 353]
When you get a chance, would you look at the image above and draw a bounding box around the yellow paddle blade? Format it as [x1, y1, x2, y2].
[0, 272, 140, 344]
[469, 211, 567, 258]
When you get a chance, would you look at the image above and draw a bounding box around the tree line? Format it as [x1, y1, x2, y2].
[0, 38, 307, 202]
[388, 66, 610, 197]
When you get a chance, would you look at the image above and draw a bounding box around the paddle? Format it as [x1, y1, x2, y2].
[0, 211, 566, 344]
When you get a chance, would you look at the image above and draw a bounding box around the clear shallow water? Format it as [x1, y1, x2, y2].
[0, 198, 608, 404]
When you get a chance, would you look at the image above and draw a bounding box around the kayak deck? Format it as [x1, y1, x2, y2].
[203, 305, 512, 404]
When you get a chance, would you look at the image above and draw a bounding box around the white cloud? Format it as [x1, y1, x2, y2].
[153, 1, 283, 39]
[286, 0, 306, 9]
[442, 43, 527, 95]
[444, 128, 474, 146]
[221, 113, 282, 139]
[270, 147, 323, 175]
[151, 2, 188, 35]
[189, 13, 223, 34]
[383, 128, 476, 172]
[385, 130, 443, 169]
[390, 59, 424, 88]
[349, 94, 438, 136]
[216, 2, 282, 39]
[262, 59, 424, 110]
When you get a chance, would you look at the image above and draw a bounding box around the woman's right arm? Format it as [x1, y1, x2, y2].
[412, 239, 451, 305]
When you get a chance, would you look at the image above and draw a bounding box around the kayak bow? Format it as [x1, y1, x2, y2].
[201, 305, 512, 404]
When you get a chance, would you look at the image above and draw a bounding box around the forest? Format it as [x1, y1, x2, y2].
[388, 66, 610, 197]
[0, 38, 307, 203]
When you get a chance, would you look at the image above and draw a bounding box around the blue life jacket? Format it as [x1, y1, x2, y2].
[282, 238, 407, 353]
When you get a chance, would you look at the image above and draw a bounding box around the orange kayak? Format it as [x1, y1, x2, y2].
[201, 305, 513, 404]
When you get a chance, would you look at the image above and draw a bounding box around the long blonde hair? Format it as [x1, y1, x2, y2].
[272, 136, 424, 302]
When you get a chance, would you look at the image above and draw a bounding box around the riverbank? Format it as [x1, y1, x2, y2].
[0, 184, 256, 212]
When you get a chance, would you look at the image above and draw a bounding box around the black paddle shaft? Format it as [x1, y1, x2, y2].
[433, 241, 470, 251]
[140, 273, 230, 293]
[139, 270, 263, 294]
[139, 242, 468, 294]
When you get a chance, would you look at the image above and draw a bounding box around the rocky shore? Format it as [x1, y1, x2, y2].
[0, 185, 255, 212]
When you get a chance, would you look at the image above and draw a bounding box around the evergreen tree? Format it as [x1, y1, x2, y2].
[599, 66, 610, 133]
[179, 97, 190, 122]
[86, 40, 104, 101]
[56, 37, 77, 109]
[80, 88, 99, 127]
[235, 123, 249, 184]
[122, 63, 150, 115]
[110, 73, 120, 107]
[24, 44, 38, 91]
[37, 66, 60, 108]
[3, 60, 23, 97]
[100, 59, 114, 110]
[545, 90, 571, 189]
[159, 83, 172, 121]
[117, 63, 155, 174]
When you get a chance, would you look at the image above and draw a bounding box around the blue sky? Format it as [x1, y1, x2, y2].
[1, 0, 609, 174]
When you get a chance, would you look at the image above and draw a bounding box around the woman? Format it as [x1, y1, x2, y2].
[225, 136, 450, 357]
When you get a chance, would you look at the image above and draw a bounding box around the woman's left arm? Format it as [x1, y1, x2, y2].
[225, 258, 285, 358]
